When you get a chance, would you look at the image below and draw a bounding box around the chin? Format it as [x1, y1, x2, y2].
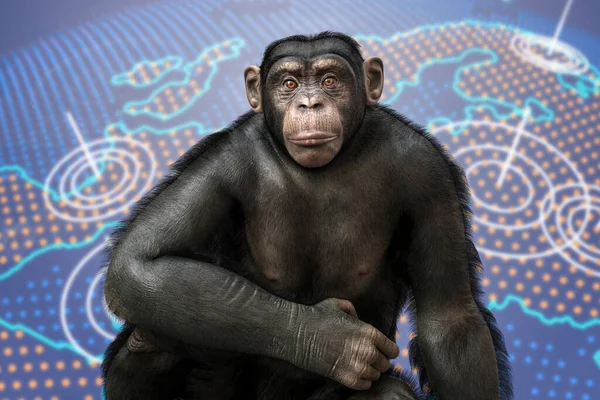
[285, 139, 342, 168]
[298, 158, 332, 168]
[293, 151, 338, 168]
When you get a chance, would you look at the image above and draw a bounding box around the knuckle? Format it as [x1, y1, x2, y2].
[328, 356, 341, 379]
[347, 373, 360, 389]
[358, 362, 369, 377]
[332, 366, 347, 381]
[352, 334, 366, 351]
[368, 327, 380, 344]
[351, 359, 364, 375]
[365, 345, 378, 362]
[366, 326, 377, 338]
[355, 338, 369, 353]
[359, 328, 375, 345]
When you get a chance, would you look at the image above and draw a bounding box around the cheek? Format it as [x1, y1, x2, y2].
[273, 89, 295, 105]
[324, 106, 344, 133]
[339, 92, 364, 123]
[266, 94, 290, 126]
[281, 103, 297, 135]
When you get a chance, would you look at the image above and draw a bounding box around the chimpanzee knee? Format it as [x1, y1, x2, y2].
[103, 327, 191, 400]
[346, 373, 420, 400]
[104, 343, 192, 400]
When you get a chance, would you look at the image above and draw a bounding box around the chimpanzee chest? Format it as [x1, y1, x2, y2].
[241, 163, 400, 305]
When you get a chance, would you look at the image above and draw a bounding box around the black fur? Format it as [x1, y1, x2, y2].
[100, 31, 512, 399]
[100, 110, 256, 271]
[377, 104, 513, 400]
[385, 367, 426, 400]
[99, 111, 257, 388]
[101, 322, 135, 381]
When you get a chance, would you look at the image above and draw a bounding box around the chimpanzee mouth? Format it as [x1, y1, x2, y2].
[288, 131, 338, 146]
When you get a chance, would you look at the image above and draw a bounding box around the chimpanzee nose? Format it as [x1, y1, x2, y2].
[299, 94, 322, 109]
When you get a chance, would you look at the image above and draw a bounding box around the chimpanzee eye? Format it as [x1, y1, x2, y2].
[322, 77, 338, 87]
[284, 80, 297, 90]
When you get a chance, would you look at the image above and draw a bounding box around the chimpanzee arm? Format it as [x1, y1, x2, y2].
[104, 130, 400, 390]
[103, 133, 299, 359]
[400, 139, 500, 400]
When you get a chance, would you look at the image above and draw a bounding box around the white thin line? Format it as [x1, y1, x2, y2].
[60, 237, 110, 363]
[496, 107, 531, 188]
[548, 0, 575, 55]
[65, 111, 101, 179]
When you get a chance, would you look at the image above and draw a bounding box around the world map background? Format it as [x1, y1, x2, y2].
[0, 0, 599, 399]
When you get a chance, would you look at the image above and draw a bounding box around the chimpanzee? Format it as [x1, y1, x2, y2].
[101, 31, 512, 400]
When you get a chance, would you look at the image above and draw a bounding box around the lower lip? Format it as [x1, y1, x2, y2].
[289, 136, 337, 146]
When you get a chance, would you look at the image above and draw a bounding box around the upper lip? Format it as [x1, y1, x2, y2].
[289, 131, 337, 145]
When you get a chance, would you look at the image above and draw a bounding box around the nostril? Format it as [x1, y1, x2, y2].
[299, 99, 322, 109]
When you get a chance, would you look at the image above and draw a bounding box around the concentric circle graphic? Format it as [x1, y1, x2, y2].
[431, 120, 597, 274]
[43, 137, 157, 223]
[510, 32, 590, 75]
[540, 184, 600, 277]
[458, 146, 552, 228]
[88, 268, 120, 341]
[60, 240, 121, 362]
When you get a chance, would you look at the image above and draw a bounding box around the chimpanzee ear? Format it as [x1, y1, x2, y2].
[363, 57, 384, 106]
[244, 66, 263, 113]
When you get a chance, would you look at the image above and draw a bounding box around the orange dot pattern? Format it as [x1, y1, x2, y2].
[358, 22, 600, 322]
[0, 330, 101, 399]
[126, 41, 235, 120]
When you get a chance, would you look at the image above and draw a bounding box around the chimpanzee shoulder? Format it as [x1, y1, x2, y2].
[372, 106, 513, 399]
[100, 111, 261, 272]
[370, 103, 475, 260]
[372, 104, 472, 207]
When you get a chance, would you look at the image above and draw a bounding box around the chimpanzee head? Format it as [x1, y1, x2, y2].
[244, 31, 384, 168]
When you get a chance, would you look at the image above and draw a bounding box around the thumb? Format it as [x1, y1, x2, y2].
[334, 299, 358, 319]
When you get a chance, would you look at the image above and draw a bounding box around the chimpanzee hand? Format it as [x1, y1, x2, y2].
[287, 298, 400, 391]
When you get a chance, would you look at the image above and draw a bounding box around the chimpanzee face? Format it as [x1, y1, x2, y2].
[264, 54, 362, 168]
[244, 38, 384, 168]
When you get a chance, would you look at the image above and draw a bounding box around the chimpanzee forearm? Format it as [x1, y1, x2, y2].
[101, 132, 309, 361]
[104, 255, 303, 361]
[104, 253, 402, 391]
[408, 211, 500, 400]
[403, 143, 500, 399]
[417, 310, 499, 399]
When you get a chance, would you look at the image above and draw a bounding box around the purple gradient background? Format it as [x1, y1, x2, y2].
[0, 0, 600, 55]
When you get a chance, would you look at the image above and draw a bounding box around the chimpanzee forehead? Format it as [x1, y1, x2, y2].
[268, 37, 356, 59]
[268, 55, 352, 78]
[264, 38, 362, 74]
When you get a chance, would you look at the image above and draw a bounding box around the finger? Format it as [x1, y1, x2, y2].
[336, 299, 358, 318]
[351, 378, 373, 391]
[337, 371, 373, 391]
[371, 351, 391, 373]
[374, 331, 400, 359]
[361, 365, 381, 381]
